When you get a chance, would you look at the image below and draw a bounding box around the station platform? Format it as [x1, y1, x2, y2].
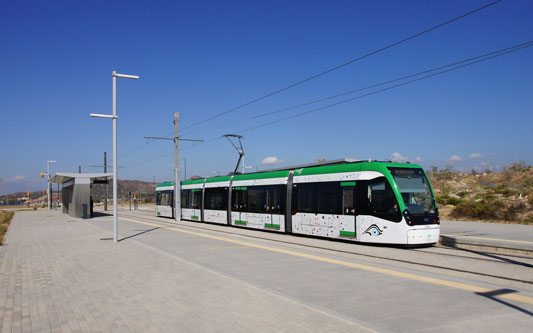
[2, 210, 532, 332]
[439, 220, 533, 256]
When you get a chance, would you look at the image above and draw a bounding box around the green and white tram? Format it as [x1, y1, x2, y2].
[156, 182, 175, 218]
[158, 161, 440, 245]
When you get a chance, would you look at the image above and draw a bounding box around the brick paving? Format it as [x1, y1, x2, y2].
[0, 211, 367, 332]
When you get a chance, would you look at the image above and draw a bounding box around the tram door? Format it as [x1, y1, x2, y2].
[342, 183, 357, 239]
[191, 189, 202, 221]
[231, 187, 246, 225]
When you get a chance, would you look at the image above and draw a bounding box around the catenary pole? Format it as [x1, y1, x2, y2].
[174, 112, 180, 222]
[144, 118, 202, 223]
[47, 160, 56, 212]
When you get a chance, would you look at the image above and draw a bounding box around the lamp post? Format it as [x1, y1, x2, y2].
[91, 71, 139, 243]
[47, 160, 56, 212]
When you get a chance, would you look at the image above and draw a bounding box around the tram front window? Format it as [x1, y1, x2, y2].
[389, 168, 435, 215]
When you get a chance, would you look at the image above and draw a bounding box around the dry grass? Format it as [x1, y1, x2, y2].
[428, 165, 533, 224]
[0, 210, 14, 245]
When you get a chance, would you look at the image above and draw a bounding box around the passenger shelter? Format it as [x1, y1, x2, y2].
[50, 172, 112, 219]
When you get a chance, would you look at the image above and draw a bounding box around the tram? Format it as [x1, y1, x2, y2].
[155, 182, 175, 218]
[156, 160, 440, 245]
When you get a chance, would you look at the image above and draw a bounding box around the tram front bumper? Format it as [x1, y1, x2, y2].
[407, 226, 440, 245]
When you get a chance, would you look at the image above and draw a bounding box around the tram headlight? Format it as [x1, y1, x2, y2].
[403, 209, 412, 225]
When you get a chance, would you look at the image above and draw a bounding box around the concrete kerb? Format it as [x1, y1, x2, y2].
[438, 235, 533, 257]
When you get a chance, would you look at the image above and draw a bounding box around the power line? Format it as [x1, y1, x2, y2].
[173, 40, 531, 141]
[125, 151, 174, 169]
[119, 40, 531, 170]
[180, 0, 502, 132]
[251, 41, 533, 120]
[234, 41, 532, 135]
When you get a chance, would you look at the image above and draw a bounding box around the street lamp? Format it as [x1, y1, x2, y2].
[90, 70, 139, 243]
[47, 160, 56, 212]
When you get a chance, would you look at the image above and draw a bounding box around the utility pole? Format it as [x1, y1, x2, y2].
[174, 112, 180, 222]
[182, 157, 187, 181]
[47, 160, 56, 212]
[144, 112, 203, 222]
[104, 152, 108, 211]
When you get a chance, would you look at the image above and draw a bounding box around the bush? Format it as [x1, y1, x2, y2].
[440, 182, 453, 195]
[0, 211, 15, 246]
[520, 179, 533, 196]
[437, 194, 462, 206]
[492, 184, 517, 197]
[475, 193, 496, 201]
[503, 205, 519, 221]
[505, 161, 528, 172]
[457, 191, 469, 198]
[452, 199, 506, 220]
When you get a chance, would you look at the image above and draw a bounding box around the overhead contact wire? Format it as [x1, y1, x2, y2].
[236, 42, 533, 135]
[252, 41, 532, 119]
[181, 0, 502, 131]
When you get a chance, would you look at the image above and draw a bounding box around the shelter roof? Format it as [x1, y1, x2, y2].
[50, 172, 112, 184]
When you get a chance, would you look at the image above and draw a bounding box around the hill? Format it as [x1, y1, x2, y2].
[428, 162, 532, 224]
[1, 179, 157, 205]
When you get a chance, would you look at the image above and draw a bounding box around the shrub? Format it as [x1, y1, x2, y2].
[505, 161, 528, 172]
[503, 205, 519, 221]
[0, 211, 15, 246]
[437, 194, 462, 206]
[492, 184, 517, 197]
[440, 182, 453, 195]
[520, 179, 533, 196]
[452, 199, 506, 220]
[456, 191, 469, 198]
[475, 193, 496, 201]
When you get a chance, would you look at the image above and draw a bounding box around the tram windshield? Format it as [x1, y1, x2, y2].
[388, 168, 435, 215]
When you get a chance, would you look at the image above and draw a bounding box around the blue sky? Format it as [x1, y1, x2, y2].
[1, 0, 532, 194]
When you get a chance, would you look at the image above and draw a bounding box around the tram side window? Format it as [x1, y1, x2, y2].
[232, 187, 247, 211]
[343, 186, 355, 215]
[294, 183, 315, 213]
[157, 191, 173, 206]
[317, 183, 341, 214]
[355, 178, 401, 222]
[205, 187, 227, 210]
[293, 182, 342, 215]
[245, 185, 285, 214]
[181, 189, 191, 209]
[269, 185, 285, 214]
[192, 190, 202, 209]
[247, 186, 266, 213]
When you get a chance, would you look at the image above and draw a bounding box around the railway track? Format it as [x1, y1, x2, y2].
[116, 210, 533, 286]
